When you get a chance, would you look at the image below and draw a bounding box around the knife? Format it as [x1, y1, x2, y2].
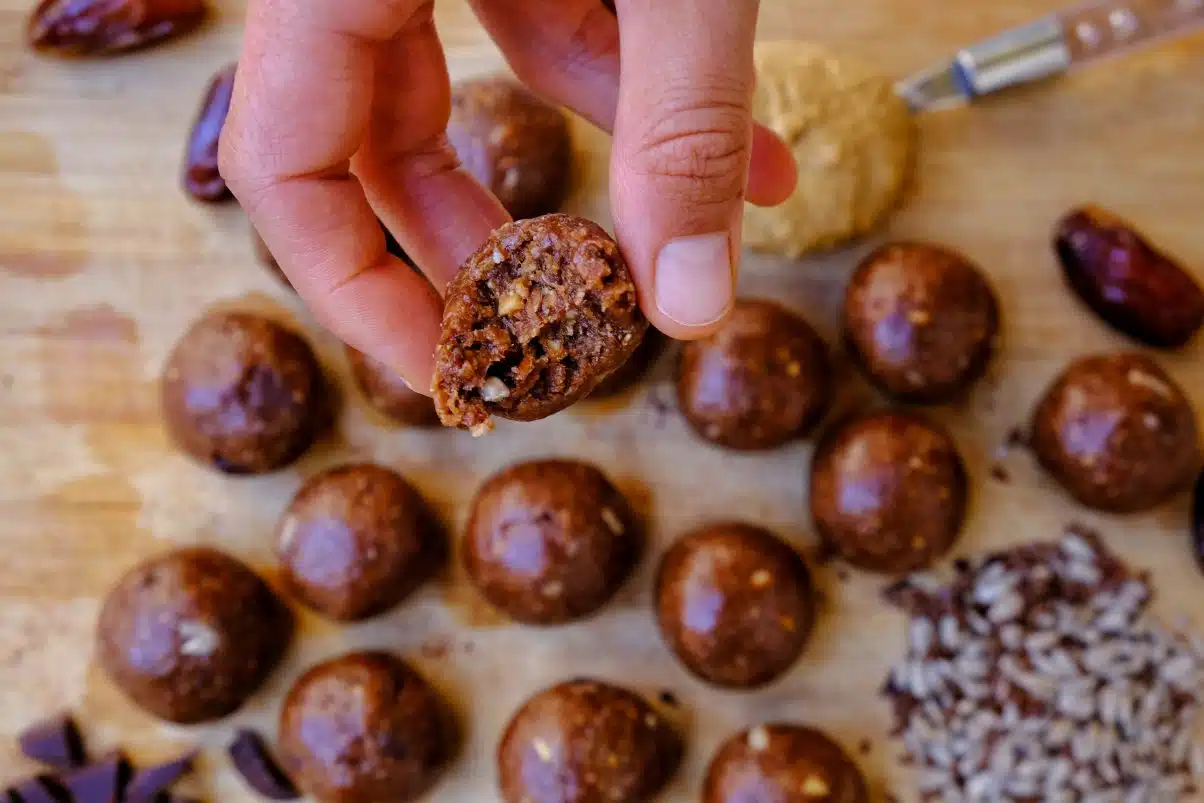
[896, 0, 1204, 111]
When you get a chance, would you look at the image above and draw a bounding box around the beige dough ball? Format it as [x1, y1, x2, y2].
[744, 42, 917, 258]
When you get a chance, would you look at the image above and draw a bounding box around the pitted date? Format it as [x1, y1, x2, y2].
[28, 0, 206, 56]
[1055, 205, 1204, 349]
[184, 63, 236, 203]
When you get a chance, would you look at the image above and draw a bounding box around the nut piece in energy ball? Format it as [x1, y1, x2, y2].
[28, 0, 206, 56]
[810, 411, 967, 573]
[703, 724, 869, 803]
[656, 523, 816, 689]
[97, 547, 293, 724]
[279, 651, 454, 803]
[1031, 353, 1200, 513]
[275, 464, 442, 621]
[161, 310, 328, 475]
[434, 215, 648, 434]
[843, 242, 1000, 403]
[677, 299, 832, 451]
[498, 679, 682, 803]
[183, 63, 236, 203]
[346, 346, 439, 427]
[744, 42, 916, 257]
[1055, 205, 1204, 349]
[463, 459, 639, 625]
[448, 77, 572, 221]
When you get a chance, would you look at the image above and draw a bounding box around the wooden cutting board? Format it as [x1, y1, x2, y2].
[1, 0, 1204, 799]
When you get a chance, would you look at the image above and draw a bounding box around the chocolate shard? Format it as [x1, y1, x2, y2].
[18, 714, 86, 770]
[124, 751, 197, 803]
[11, 777, 63, 803]
[227, 730, 299, 801]
[62, 754, 130, 803]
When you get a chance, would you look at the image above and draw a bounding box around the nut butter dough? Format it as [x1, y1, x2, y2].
[744, 42, 916, 257]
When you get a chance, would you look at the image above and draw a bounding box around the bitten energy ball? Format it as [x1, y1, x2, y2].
[161, 310, 327, 474]
[810, 412, 967, 573]
[677, 299, 832, 450]
[448, 76, 573, 221]
[275, 464, 441, 621]
[655, 523, 815, 689]
[703, 725, 869, 803]
[497, 679, 682, 803]
[279, 651, 454, 803]
[463, 459, 638, 625]
[843, 242, 1000, 403]
[346, 346, 439, 427]
[97, 547, 293, 724]
[1031, 353, 1200, 512]
[434, 215, 648, 434]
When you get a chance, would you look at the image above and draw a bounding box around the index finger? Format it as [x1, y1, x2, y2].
[220, 0, 484, 390]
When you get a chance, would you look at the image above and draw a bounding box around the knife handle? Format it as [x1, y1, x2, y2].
[1060, 0, 1204, 66]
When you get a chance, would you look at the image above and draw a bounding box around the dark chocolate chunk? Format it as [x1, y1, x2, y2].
[124, 751, 197, 803]
[228, 730, 299, 801]
[18, 714, 85, 770]
[62, 755, 130, 803]
[11, 777, 62, 803]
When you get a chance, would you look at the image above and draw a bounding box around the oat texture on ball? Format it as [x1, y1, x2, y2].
[745, 42, 916, 257]
[434, 214, 648, 434]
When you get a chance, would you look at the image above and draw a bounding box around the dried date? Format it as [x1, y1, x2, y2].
[28, 0, 206, 56]
[1054, 205, 1204, 349]
[183, 63, 236, 203]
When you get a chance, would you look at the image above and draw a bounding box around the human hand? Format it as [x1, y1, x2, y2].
[219, 0, 797, 394]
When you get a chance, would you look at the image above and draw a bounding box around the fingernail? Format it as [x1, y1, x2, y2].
[654, 232, 734, 327]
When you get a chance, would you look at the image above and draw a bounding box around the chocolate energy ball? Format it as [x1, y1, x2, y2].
[843, 242, 1000, 403]
[703, 724, 869, 803]
[463, 459, 638, 625]
[1031, 353, 1200, 512]
[161, 310, 327, 474]
[448, 76, 572, 221]
[498, 679, 682, 803]
[97, 547, 293, 724]
[677, 299, 832, 451]
[279, 651, 454, 803]
[810, 412, 967, 573]
[275, 464, 441, 621]
[434, 215, 648, 435]
[655, 523, 815, 689]
[346, 346, 439, 427]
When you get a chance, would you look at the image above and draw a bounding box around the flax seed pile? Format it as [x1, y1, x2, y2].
[882, 529, 1204, 803]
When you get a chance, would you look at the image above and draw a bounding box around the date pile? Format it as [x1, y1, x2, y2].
[882, 529, 1204, 803]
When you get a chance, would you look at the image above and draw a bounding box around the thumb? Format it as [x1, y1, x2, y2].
[609, 0, 760, 338]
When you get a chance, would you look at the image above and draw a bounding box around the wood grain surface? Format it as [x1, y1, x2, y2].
[1, 0, 1204, 799]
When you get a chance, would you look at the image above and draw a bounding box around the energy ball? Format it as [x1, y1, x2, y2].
[161, 310, 327, 474]
[275, 464, 442, 621]
[677, 299, 832, 450]
[497, 679, 682, 803]
[655, 523, 816, 689]
[447, 76, 572, 221]
[810, 412, 967, 573]
[346, 346, 439, 427]
[703, 725, 869, 803]
[96, 547, 293, 724]
[843, 242, 1000, 403]
[1031, 353, 1200, 512]
[434, 215, 648, 435]
[463, 459, 638, 625]
[279, 651, 454, 803]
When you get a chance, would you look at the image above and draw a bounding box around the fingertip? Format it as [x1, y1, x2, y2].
[746, 123, 797, 208]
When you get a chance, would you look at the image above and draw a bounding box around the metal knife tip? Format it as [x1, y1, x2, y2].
[895, 62, 969, 113]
